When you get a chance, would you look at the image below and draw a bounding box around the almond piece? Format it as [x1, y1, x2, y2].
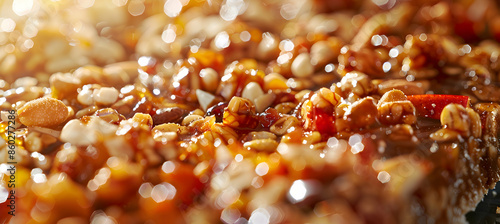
[18, 97, 69, 127]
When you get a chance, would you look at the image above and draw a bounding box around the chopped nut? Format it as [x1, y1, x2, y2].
[94, 108, 125, 124]
[4, 86, 45, 103]
[244, 131, 277, 141]
[182, 114, 204, 126]
[217, 60, 265, 100]
[49, 72, 81, 99]
[430, 129, 461, 141]
[153, 107, 188, 125]
[75, 106, 99, 118]
[431, 103, 482, 138]
[25, 132, 43, 152]
[93, 87, 119, 105]
[310, 40, 335, 67]
[18, 97, 69, 127]
[270, 115, 300, 135]
[13, 77, 38, 88]
[377, 79, 425, 96]
[336, 97, 378, 131]
[242, 82, 264, 103]
[73, 65, 104, 84]
[196, 89, 217, 112]
[211, 123, 238, 144]
[254, 93, 276, 113]
[153, 131, 178, 142]
[300, 88, 341, 134]
[77, 88, 94, 106]
[243, 139, 279, 152]
[199, 68, 219, 93]
[131, 113, 154, 129]
[310, 88, 341, 109]
[333, 71, 374, 101]
[291, 53, 314, 78]
[153, 123, 181, 133]
[377, 90, 416, 125]
[102, 61, 138, 87]
[274, 102, 297, 114]
[223, 97, 257, 128]
[388, 124, 415, 141]
[257, 32, 280, 61]
[437, 104, 482, 138]
[474, 103, 500, 139]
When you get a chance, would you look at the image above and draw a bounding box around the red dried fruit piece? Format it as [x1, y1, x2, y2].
[313, 108, 336, 136]
[407, 94, 469, 119]
[206, 102, 228, 123]
[258, 107, 282, 128]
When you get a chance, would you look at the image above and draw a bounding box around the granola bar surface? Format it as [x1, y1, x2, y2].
[1, 0, 500, 223]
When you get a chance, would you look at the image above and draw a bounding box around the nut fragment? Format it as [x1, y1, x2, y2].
[244, 131, 277, 141]
[332, 71, 374, 101]
[336, 97, 378, 131]
[93, 87, 119, 105]
[223, 97, 257, 128]
[377, 79, 425, 96]
[199, 68, 219, 93]
[377, 90, 416, 125]
[49, 72, 82, 99]
[243, 139, 279, 152]
[270, 116, 300, 135]
[60, 117, 118, 146]
[291, 53, 314, 78]
[438, 104, 481, 138]
[242, 82, 264, 103]
[196, 89, 217, 112]
[94, 108, 125, 124]
[310, 88, 341, 109]
[254, 93, 276, 113]
[77, 88, 94, 106]
[182, 115, 203, 126]
[264, 73, 288, 91]
[131, 113, 154, 129]
[274, 102, 296, 114]
[18, 97, 69, 127]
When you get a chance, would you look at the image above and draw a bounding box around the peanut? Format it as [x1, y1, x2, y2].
[18, 97, 69, 127]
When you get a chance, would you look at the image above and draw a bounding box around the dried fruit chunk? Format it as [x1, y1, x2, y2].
[407, 95, 469, 119]
[18, 97, 69, 127]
